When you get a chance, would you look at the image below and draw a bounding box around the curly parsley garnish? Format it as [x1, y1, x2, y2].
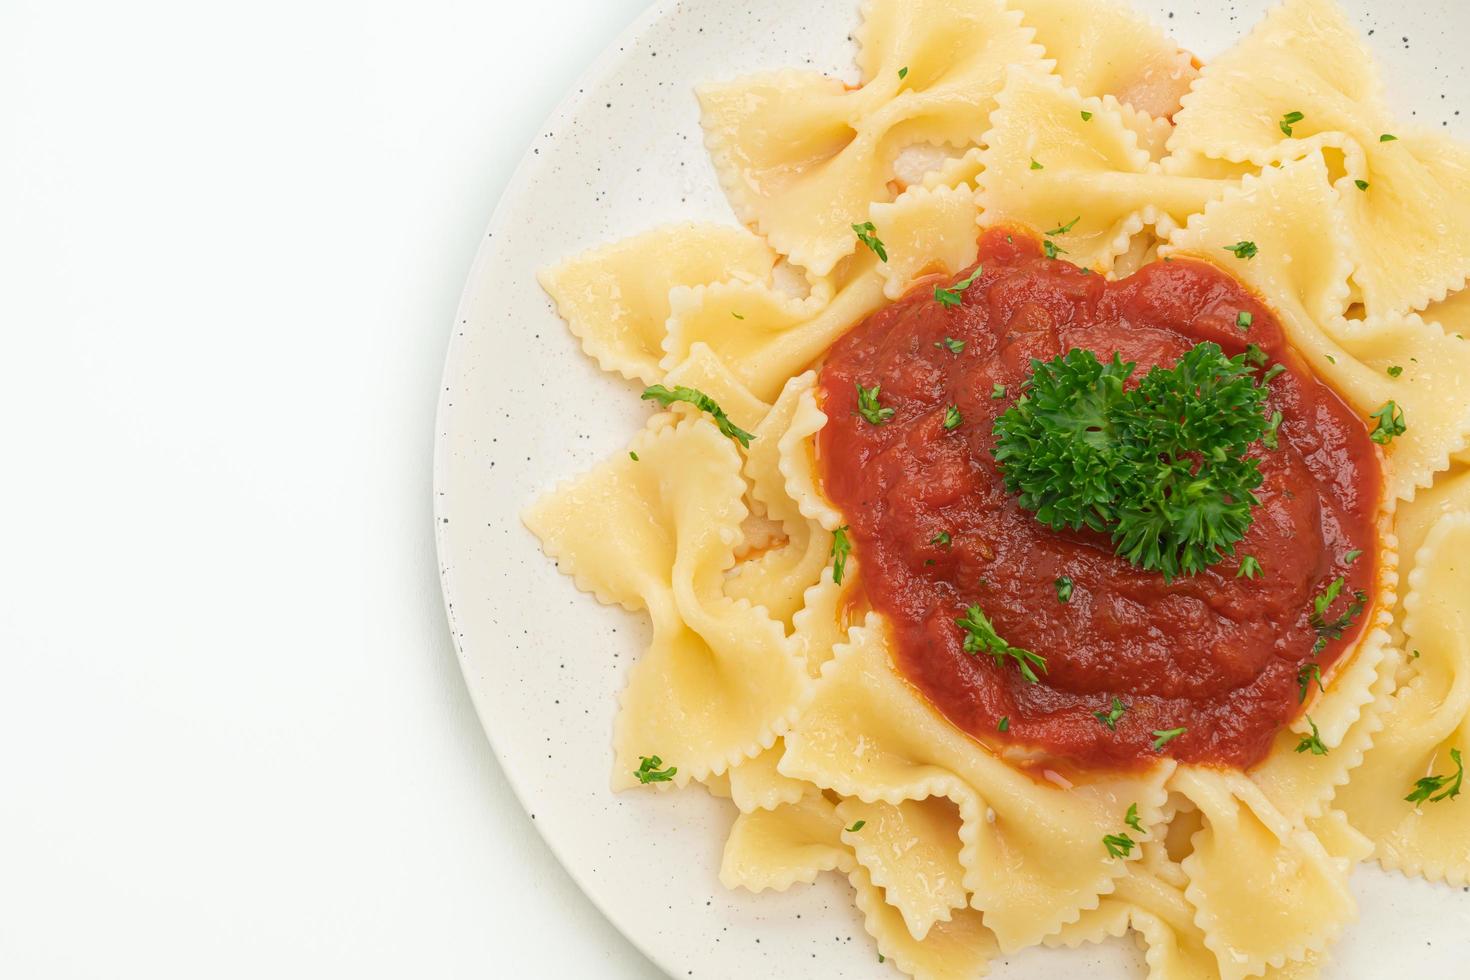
[642, 385, 755, 448]
[1151, 727, 1187, 751]
[635, 755, 677, 784]
[831, 526, 853, 584]
[992, 343, 1272, 580]
[1309, 576, 1367, 653]
[1406, 748, 1463, 804]
[1103, 833, 1137, 858]
[853, 221, 888, 262]
[1279, 110, 1305, 137]
[1369, 400, 1406, 444]
[1095, 696, 1127, 730]
[935, 267, 983, 308]
[1055, 576, 1074, 603]
[1295, 716, 1328, 756]
[955, 605, 1046, 683]
[856, 382, 895, 425]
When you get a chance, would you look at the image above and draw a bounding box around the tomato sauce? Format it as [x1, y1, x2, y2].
[817, 227, 1381, 770]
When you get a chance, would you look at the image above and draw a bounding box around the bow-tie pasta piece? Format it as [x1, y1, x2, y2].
[699, 0, 1043, 277]
[726, 742, 811, 813]
[1335, 511, 1470, 885]
[870, 184, 983, 300]
[1172, 769, 1359, 980]
[719, 792, 852, 891]
[523, 418, 811, 788]
[1162, 151, 1470, 502]
[1167, 0, 1389, 167]
[848, 865, 997, 980]
[538, 224, 776, 384]
[978, 68, 1230, 270]
[662, 255, 888, 403]
[1011, 0, 1198, 121]
[835, 796, 969, 941]
[780, 616, 1175, 952]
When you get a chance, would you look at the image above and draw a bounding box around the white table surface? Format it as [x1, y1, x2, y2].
[0, 1, 663, 976]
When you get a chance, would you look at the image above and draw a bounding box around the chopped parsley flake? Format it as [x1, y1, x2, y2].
[1151, 727, 1187, 751]
[1406, 748, 1464, 804]
[1125, 803, 1145, 835]
[1295, 716, 1328, 756]
[831, 526, 853, 584]
[635, 755, 677, 784]
[955, 605, 1047, 683]
[1355, 179, 1370, 191]
[992, 343, 1274, 580]
[1244, 343, 1269, 368]
[998, 716, 1010, 732]
[846, 820, 866, 833]
[991, 383, 1007, 400]
[930, 531, 952, 548]
[641, 385, 755, 448]
[1236, 310, 1253, 331]
[853, 221, 888, 262]
[1345, 549, 1363, 564]
[1042, 239, 1067, 260]
[1309, 576, 1367, 653]
[1095, 696, 1127, 730]
[1380, 133, 1398, 142]
[1030, 158, 1044, 170]
[1224, 241, 1259, 260]
[1387, 365, 1403, 377]
[1369, 401, 1406, 444]
[1103, 833, 1137, 858]
[1237, 555, 1263, 579]
[898, 66, 909, 80]
[1055, 576, 1074, 603]
[629, 451, 639, 461]
[1081, 110, 1093, 121]
[935, 267, 983, 307]
[943, 404, 964, 430]
[732, 312, 745, 319]
[1045, 216, 1082, 236]
[1263, 410, 1283, 451]
[936, 337, 966, 354]
[1298, 662, 1324, 703]
[857, 383, 895, 425]
[1279, 110, 1305, 136]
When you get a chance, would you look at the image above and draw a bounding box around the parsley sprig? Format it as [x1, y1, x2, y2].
[642, 385, 755, 448]
[1309, 576, 1367, 653]
[1095, 696, 1127, 730]
[1295, 716, 1328, 756]
[935, 267, 983, 308]
[1406, 748, 1464, 804]
[1369, 401, 1406, 444]
[635, 755, 677, 784]
[853, 221, 888, 262]
[992, 343, 1272, 580]
[856, 383, 895, 425]
[955, 605, 1046, 683]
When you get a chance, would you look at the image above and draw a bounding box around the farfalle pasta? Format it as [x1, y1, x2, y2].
[521, 0, 1470, 976]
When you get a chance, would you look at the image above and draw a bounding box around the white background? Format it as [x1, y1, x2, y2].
[0, 0, 662, 976]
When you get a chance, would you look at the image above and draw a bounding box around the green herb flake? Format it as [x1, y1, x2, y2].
[1309, 576, 1367, 653]
[1237, 555, 1263, 580]
[1381, 133, 1399, 142]
[1279, 110, 1305, 137]
[935, 267, 984, 308]
[853, 221, 889, 262]
[1042, 239, 1067, 260]
[1030, 158, 1044, 170]
[1355, 179, 1371, 191]
[992, 343, 1273, 581]
[1298, 662, 1323, 703]
[1405, 748, 1464, 804]
[732, 312, 744, 320]
[629, 451, 639, 461]
[1295, 716, 1328, 756]
[935, 337, 966, 354]
[1045, 216, 1082, 236]
[635, 755, 677, 784]
[1225, 241, 1259, 260]
[845, 820, 866, 833]
[1369, 401, 1406, 445]
[1125, 803, 1145, 835]
[1103, 833, 1137, 859]
[1345, 549, 1363, 564]
[1081, 110, 1094, 121]
[943, 404, 964, 431]
[1151, 727, 1187, 751]
[831, 526, 853, 585]
[641, 385, 756, 448]
[856, 382, 896, 426]
[898, 66, 909, 80]
[1055, 576, 1074, 603]
[930, 531, 952, 548]
[998, 716, 1010, 732]
[955, 605, 1047, 683]
[1095, 696, 1127, 730]
[1387, 365, 1403, 378]
[1262, 410, 1284, 451]
[992, 383, 1007, 400]
[1236, 310, 1253, 331]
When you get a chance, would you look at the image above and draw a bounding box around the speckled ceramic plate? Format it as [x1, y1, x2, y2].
[434, 2, 1470, 976]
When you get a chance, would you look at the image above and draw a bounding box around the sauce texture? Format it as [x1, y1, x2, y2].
[818, 227, 1381, 769]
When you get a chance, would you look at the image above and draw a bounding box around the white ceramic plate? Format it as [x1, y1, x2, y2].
[434, 2, 1470, 976]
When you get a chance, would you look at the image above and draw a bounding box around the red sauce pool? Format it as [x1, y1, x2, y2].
[818, 227, 1381, 770]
